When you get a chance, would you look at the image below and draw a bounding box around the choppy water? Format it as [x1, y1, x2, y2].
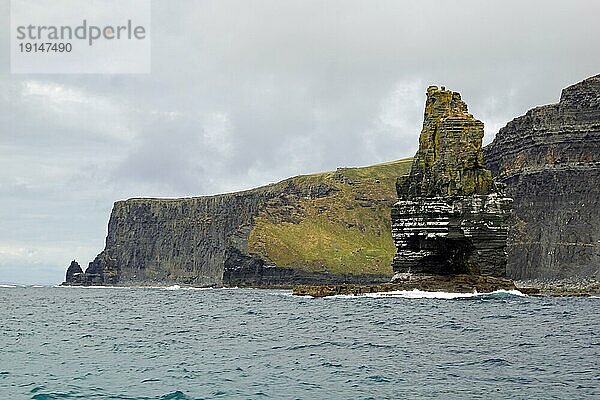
[1, 287, 598, 399]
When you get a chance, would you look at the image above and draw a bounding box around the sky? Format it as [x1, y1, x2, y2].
[1, 0, 599, 284]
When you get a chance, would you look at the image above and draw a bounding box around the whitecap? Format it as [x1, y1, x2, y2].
[268, 291, 294, 297]
[0, 284, 17, 288]
[160, 285, 215, 291]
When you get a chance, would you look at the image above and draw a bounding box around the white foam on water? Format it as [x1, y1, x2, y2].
[160, 285, 216, 291]
[0, 284, 17, 288]
[268, 291, 294, 297]
[325, 289, 526, 299]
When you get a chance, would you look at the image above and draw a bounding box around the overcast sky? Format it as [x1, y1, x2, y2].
[1, 0, 599, 284]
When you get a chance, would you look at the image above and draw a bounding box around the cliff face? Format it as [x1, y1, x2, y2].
[65, 160, 411, 286]
[392, 86, 512, 278]
[485, 74, 600, 280]
[79, 192, 270, 286]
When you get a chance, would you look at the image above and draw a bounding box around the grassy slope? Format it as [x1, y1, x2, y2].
[248, 158, 412, 275]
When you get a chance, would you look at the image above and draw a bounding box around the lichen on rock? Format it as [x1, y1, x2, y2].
[391, 86, 512, 278]
[398, 86, 496, 198]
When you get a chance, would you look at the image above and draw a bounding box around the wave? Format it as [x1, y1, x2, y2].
[0, 284, 17, 288]
[325, 289, 526, 300]
[160, 390, 193, 399]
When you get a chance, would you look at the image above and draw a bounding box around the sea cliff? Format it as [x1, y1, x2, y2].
[485, 74, 600, 280]
[64, 160, 411, 286]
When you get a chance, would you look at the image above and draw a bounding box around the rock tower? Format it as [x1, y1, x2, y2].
[392, 86, 512, 278]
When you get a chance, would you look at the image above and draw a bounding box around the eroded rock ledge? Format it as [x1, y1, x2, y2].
[293, 275, 516, 298]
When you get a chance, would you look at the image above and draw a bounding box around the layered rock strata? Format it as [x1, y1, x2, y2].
[485, 74, 600, 279]
[392, 86, 512, 277]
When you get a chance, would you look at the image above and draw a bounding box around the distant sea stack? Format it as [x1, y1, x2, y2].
[65, 260, 83, 283]
[63, 160, 412, 287]
[391, 86, 513, 278]
[485, 74, 600, 280]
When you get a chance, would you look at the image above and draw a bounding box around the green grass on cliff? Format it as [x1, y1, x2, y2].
[248, 158, 412, 275]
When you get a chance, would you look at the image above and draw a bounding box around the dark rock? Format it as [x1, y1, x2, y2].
[391, 195, 512, 276]
[224, 245, 390, 287]
[392, 86, 512, 277]
[485, 74, 600, 280]
[517, 287, 541, 296]
[293, 274, 516, 297]
[515, 278, 600, 296]
[64, 260, 83, 284]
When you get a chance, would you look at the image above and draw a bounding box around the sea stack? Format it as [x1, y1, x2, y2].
[65, 260, 83, 284]
[391, 86, 512, 278]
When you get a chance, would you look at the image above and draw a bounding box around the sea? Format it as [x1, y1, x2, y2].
[0, 286, 598, 399]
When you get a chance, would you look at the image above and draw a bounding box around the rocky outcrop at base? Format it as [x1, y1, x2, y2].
[293, 274, 516, 297]
[514, 278, 600, 297]
[391, 86, 512, 277]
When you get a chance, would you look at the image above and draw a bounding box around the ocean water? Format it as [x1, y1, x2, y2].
[1, 287, 598, 399]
